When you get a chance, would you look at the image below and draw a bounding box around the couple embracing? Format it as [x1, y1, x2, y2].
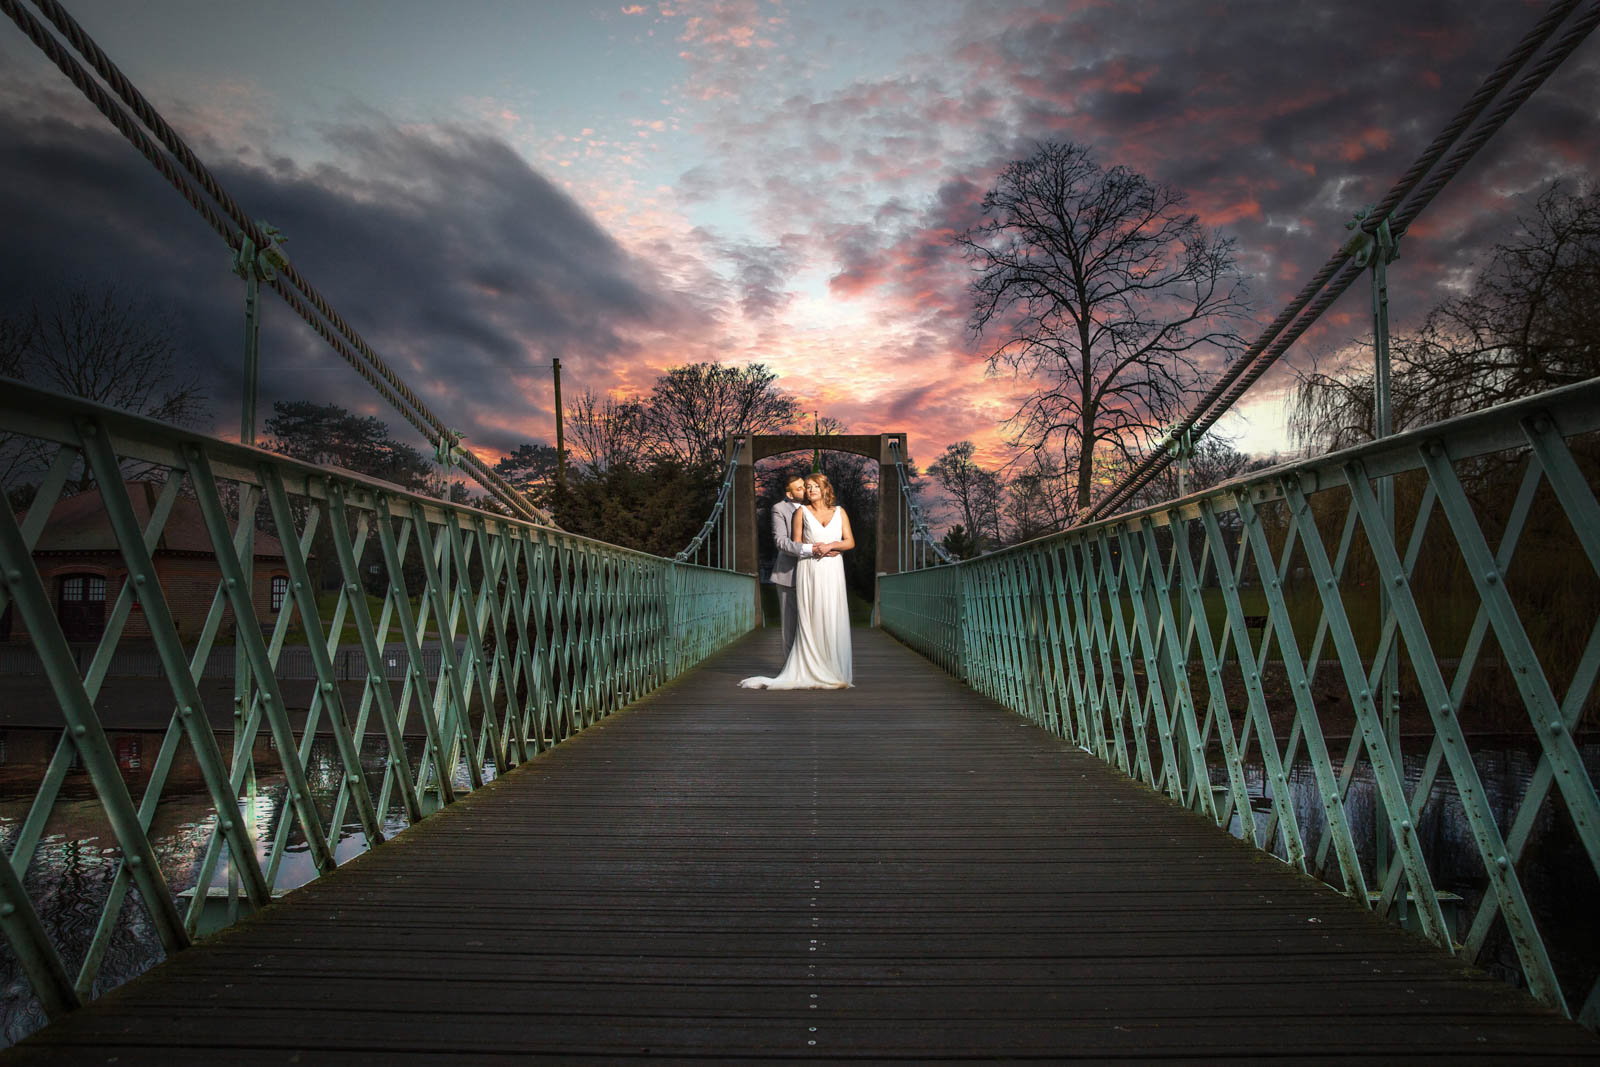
[740, 473, 855, 690]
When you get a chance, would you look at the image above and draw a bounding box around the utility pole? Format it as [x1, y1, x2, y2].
[552, 357, 566, 493]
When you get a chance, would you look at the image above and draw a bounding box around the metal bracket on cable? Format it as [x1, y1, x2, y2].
[434, 428, 466, 470]
[1342, 206, 1400, 268]
[1161, 424, 1197, 462]
[231, 220, 288, 281]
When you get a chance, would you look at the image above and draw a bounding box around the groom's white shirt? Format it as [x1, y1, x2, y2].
[769, 499, 814, 587]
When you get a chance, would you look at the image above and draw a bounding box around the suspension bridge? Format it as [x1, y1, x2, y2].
[1, 0, 1599, 1060]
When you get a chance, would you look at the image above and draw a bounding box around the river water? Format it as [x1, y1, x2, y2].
[1217, 737, 1600, 1008]
[0, 729, 492, 1045]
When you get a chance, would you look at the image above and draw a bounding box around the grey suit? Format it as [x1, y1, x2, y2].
[770, 499, 813, 656]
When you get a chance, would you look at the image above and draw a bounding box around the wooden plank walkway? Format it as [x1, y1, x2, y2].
[8, 628, 1597, 1063]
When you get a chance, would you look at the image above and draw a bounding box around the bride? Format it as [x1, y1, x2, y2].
[740, 472, 854, 689]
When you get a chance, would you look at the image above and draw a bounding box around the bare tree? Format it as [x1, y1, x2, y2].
[1293, 182, 1600, 450]
[642, 362, 801, 468]
[22, 286, 204, 422]
[1004, 454, 1069, 544]
[958, 141, 1251, 514]
[929, 441, 1004, 554]
[1, 285, 206, 496]
[567, 389, 645, 474]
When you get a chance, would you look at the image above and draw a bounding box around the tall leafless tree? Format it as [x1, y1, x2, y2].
[1, 285, 206, 496]
[929, 440, 1004, 553]
[566, 388, 645, 474]
[1293, 182, 1600, 451]
[1004, 454, 1069, 544]
[641, 361, 801, 468]
[958, 141, 1251, 515]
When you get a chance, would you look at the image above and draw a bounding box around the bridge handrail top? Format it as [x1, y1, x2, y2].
[0, 374, 701, 564]
[923, 374, 1600, 566]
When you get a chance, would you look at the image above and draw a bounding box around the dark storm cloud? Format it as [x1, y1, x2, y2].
[809, 0, 1599, 387]
[964, 0, 1600, 309]
[0, 99, 693, 455]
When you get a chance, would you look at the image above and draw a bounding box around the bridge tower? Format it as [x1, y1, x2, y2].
[727, 432, 909, 624]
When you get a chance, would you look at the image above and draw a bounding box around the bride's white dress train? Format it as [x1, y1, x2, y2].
[740, 506, 853, 690]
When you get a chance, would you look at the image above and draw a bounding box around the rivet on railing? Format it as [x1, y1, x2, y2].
[127, 856, 142, 868]
[1549, 720, 1564, 735]
[72, 725, 86, 737]
[1497, 856, 1510, 869]
[1532, 415, 1553, 434]
[321, 682, 333, 693]
[0, 904, 14, 917]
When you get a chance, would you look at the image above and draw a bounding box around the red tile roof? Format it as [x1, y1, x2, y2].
[27, 481, 288, 559]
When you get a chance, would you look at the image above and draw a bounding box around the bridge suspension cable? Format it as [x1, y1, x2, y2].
[0, 0, 550, 525]
[888, 439, 956, 567]
[1082, 0, 1600, 523]
[675, 440, 743, 567]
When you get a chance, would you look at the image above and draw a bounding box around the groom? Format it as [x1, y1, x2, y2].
[770, 475, 819, 657]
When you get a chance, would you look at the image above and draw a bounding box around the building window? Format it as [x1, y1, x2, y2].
[57, 572, 108, 642]
[61, 574, 107, 602]
[270, 575, 290, 612]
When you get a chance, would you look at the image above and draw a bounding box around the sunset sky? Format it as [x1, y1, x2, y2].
[2, 0, 1596, 481]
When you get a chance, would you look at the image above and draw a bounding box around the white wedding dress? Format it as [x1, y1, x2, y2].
[740, 505, 853, 690]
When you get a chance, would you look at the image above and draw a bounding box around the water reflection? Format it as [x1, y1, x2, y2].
[0, 729, 494, 1045]
[1212, 739, 1600, 1005]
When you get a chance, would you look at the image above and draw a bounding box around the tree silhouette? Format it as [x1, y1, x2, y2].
[928, 441, 1003, 553]
[958, 141, 1250, 514]
[1293, 182, 1600, 450]
[1, 284, 207, 497]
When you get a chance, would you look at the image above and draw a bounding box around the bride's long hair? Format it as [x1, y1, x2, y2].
[805, 472, 836, 507]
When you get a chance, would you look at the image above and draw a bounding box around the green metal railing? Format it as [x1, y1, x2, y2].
[0, 379, 756, 1022]
[881, 377, 1600, 1023]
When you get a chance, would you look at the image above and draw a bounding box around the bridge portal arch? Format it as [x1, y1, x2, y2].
[726, 433, 910, 624]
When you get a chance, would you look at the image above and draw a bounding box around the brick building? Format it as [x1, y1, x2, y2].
[3, 481, 292, 644]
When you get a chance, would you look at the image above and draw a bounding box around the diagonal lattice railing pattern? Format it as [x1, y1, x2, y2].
[0, 378, 756, 1032]
[880, 378, 1600, 1023]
